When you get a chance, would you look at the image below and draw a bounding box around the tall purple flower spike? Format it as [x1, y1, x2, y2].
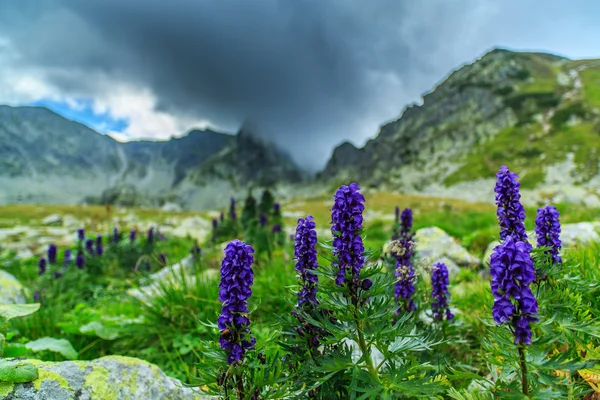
[331, 183, 365, 288]
[218, 240, 256, 364]
[294, 215, 319, 307]
[495, 166, 529, 245]
[431, 262, 454, 321]
[47, 244, 57, 265]
[535, 205, 562, 264]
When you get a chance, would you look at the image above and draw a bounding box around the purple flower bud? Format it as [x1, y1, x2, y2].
[158, 253, 167, 265]
[63, 249, 72, 267]
[77, 228, 85, 242]
[400, 208, 413, 236]
[220, 212, 225, 222]
[272, 224, 282, 233]
[260, 214, 268, 227]
[274, 202, 280, 213]
[85, 239, 94, 254]
[212, 219, 218, 229]
[535, 205, 562, 264]
[147, 227, 154, 244]
[96, 235, 103, 256]
[130, 229, 136, 242]
[431, 263, 453, 321]
[311, 335, 320, 347]
[490, 236, 538, 345]
[218, 240, 256, 364]
[331, 183, 365, 288]
[38, 258, 47, 276]
[495, 166, 529, 244]
[229, 197, 237, 220]
[361, 278, 373, 291]
[33, 290, 41, 302]
[47, 244, 57, 265]
[76, 250, 85, 269]
[295, 215, 319, 307]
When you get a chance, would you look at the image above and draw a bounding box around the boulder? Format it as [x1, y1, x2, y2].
[161, 203, 183, 212]
[0, 269, 26, 304]
[482, 240, 501, 266]
[413, 227, 480, 268]
[0, 355, 210, 399]
[559, 222, 600, 247]
[42, 214, 62, 226]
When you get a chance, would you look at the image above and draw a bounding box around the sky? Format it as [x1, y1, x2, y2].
[1, 0, 599, 170]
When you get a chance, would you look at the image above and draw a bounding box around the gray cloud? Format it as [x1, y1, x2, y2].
[1, 0, 599, 170]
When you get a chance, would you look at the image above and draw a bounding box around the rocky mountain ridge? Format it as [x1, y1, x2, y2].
[321, 49, 600, 206]
[0, 105, 303, 209]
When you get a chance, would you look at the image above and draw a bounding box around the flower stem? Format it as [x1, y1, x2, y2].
[518, 345, 529, 397]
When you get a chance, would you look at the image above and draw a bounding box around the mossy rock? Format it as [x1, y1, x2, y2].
[0, 356, 211, 399]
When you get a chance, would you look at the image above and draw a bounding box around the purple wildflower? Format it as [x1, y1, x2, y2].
[220, 212, 225, 222]
[400, 208, 413, 238]
[294, 215, 319, 307]
[274, 202, 280, 213]
[260, 214, 268, 227]
[33, 290, 41, 302]
[85, 239, 94, 254]
[331, 183, 365, 288]
[77, 228, 85, 242]
[96, 235, 103, 256]
[212, 219, 218, 229]
[361, 279, 373, 291]
[113, 228, 120, 244]
[147, 227, 154, 244]
[218, 240, 256, 364]
[158, 253, 167, 265]
[47, 245, 57, 265]
[130, 229, 136, 242]
[394, 244, 416, 313]
[535, 205, 562, 264]
[490, 236, 538, 345]
[431, 262, 454, 321]
[38, 258, 47, 276]
[272, 225, 282, 233]
[76, 251, 85, 269]
[63, 249, 72, 267]
[495, 166, 528, 244]
[229, 197, 237, 220]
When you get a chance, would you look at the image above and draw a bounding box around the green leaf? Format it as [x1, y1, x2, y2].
[25, 337, 78, 360]
[0, 359, 39, 383]
[79, 321, 120, 340]
[0, 303, 40, 321]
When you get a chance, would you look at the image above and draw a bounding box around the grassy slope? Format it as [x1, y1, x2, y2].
[444, 56, 600, 189]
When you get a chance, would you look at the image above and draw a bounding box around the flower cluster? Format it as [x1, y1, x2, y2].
[331, 183, 365, 288]
[259, 214, 268, 227]
[218, 240, 256, 364]
[38, 258, 47, 276]
[294, 215, 319, 307]
[76, 251, 85, 269]
[77, 228, 85, 242]
[431, 262, 454, 321]
[63, 249, 72, 267]
[392, 208, 416, 314]
[85, 239, 94, 254]
[495, 166, 528, 244]
[490, 236, 538, 345]
[400, 208, 413, 238]
[535, 205, 562, 264]
[147, 227, 154, 244]
[130, 229, 136, 242]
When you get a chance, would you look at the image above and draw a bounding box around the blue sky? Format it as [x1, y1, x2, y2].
[31, 98, 129, 135]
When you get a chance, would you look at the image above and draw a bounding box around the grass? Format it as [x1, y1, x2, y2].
[581, 66, 600, 110]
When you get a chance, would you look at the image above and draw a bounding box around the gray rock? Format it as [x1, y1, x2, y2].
[161, 202, 183, 212]
[0, 269, 26, 304]
[413, 227, 480, 268]
[559, 222, 600, 246]
[482, 240, 501, 266]
[42, 214, 62, 226]
[0, 355, 212, 399]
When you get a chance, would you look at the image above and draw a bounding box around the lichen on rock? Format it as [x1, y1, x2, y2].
[0, 355, 210, 399]
[0, 269, 26, 304]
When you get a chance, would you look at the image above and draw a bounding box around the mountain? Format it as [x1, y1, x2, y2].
[0, 105, 303, 209]
[321, 48, 600, 205]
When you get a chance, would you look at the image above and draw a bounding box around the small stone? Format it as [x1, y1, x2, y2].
[42, 215, 63, 226]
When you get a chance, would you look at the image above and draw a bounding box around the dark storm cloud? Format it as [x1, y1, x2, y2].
[1, 0, 599, 169]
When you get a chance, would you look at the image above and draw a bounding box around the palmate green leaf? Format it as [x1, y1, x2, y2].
[25, 337, 78, 360]
[446, 387, 494, 400]
[0, 303, 40, 321]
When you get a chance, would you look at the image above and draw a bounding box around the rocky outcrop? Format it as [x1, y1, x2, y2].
[413, 227, 480, 270]
[0, 270, 26, 304]
[0, 356, 209, 399]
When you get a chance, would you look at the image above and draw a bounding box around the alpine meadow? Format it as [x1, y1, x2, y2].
[1, 2, 600, 399]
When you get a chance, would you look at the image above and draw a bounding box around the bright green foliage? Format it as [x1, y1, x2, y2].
[25, 337, 78, 360]
[0, 303, 40, 320]
[0, 359, 39, 383]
